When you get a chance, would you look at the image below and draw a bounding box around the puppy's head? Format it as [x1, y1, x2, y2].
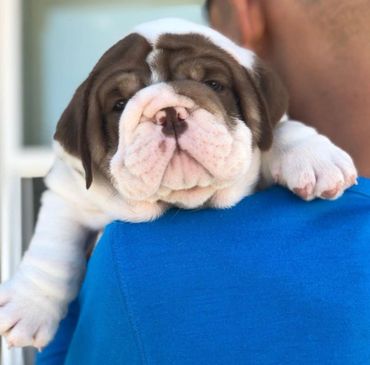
[55, 18, 288, 209]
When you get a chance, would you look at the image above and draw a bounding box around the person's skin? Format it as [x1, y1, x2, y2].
[206, 0, 370, 177]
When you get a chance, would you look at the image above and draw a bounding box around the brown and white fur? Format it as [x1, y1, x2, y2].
[0, 18, 357, 349]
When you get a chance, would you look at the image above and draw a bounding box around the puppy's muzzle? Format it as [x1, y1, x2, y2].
[154, 107, 188, 138]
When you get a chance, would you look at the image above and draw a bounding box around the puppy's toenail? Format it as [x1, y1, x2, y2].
[321, 188, 338, 198]
[293, 184, 313, 200]
[321, 181, 343, 198]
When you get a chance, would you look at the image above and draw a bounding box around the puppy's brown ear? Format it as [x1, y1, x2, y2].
[233, 59, 288, 151]
[53, 34, 152, 190]
[247, 60, 289, 150]
[54, 80, 93, 189]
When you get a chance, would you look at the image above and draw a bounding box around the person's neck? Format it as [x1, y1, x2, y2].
[269, 35, 370, 176]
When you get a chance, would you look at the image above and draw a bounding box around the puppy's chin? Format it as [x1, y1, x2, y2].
[109, 84, 254, 209]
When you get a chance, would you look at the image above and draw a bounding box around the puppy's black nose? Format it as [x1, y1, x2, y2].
[158, 107, 188, 137]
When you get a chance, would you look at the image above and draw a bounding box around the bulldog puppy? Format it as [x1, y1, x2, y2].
[0, 18, 357, 349]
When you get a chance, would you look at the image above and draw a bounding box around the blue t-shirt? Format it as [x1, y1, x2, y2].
[37, 179, 370, 365]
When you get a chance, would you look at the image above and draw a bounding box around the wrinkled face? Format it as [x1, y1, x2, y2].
[55, 22, 288, 209]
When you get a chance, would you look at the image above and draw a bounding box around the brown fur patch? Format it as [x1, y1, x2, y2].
[156, 33, 288, 149]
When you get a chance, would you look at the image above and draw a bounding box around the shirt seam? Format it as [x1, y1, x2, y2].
[108, 227, 149, 365]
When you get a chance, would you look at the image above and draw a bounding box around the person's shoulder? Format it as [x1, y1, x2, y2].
[349, 177, 370, 198]
[246, 177, 370, 207]
[104, 177, 370, 234]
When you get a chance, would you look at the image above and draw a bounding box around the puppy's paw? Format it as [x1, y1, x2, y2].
[0, 280, 61, 349]
[269, 135, 357, 200]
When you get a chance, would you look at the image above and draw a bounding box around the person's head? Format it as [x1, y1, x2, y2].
[206, 0, 370, 60]
[206, 0, 370, 176]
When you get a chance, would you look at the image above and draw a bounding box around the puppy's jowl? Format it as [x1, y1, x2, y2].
[0, 19, 357, 348]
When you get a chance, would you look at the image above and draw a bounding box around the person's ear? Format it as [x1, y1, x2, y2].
[207, 0, 266, 55]
[206, 0, 245, 45]
[230, 0, 266, 53]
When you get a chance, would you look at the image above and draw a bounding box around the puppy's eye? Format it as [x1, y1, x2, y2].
[204, 80, 224, 92]
[112, 99, 127, 112]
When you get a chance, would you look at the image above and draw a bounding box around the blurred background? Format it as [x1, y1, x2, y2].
[0, 1, 204, 364]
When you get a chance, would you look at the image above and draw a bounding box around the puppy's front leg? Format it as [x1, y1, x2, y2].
[261, 119, 358, 200]
[0, 190, 91, 349]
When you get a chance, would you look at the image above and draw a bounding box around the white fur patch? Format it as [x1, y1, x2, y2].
[134, 18, 255, 71]
[110, 83, 255, 207]
[146, 49, 163, 83]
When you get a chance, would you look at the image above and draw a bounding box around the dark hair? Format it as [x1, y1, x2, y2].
[203, 0, 213, 21]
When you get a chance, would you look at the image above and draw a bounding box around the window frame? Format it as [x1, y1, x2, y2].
[0, 1, 52, 364]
